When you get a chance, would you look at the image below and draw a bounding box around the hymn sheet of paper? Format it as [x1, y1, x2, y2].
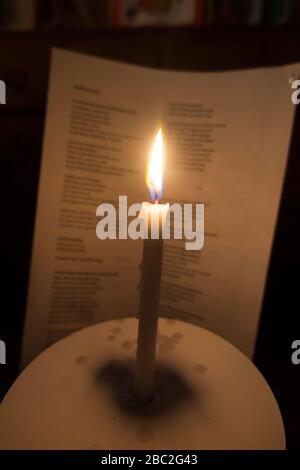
[22, 48, 298, 365]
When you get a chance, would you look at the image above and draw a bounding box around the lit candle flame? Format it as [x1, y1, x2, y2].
[147, 128, 164, 202]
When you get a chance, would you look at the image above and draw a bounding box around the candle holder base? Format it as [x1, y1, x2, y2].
[0, 318, 285, 449]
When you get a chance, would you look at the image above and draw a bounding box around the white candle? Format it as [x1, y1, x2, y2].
[134, 129, 169, 403]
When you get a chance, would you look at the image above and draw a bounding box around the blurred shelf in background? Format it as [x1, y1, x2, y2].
[0, 1, 299, 33]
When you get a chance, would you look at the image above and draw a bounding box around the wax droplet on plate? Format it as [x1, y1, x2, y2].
[112, 327, 122, 334]
[121, 340, 133, 350]
[172, 332, 183, 344]
[75, 355, 88, 365]
[193, 363, 207, 374]
[136, 425, 154, 442]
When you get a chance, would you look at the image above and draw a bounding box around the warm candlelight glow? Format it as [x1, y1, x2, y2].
[147, 128, 164, 202]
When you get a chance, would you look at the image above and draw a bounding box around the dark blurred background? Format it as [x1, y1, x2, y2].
[0, 0, 300, 449]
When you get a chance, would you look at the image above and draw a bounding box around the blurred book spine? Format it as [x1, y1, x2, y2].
[247, 0, 264, 25]
[0, 0, 37, 31]
[289, 0, 300, 24]
[195, 1, 205, 26]
[212, 0, 264, 26]
[36, 0, 109, 30]
[110, 0, 197, 27]
[265, 0, 290, 25]
[205, 0, 215, 25]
